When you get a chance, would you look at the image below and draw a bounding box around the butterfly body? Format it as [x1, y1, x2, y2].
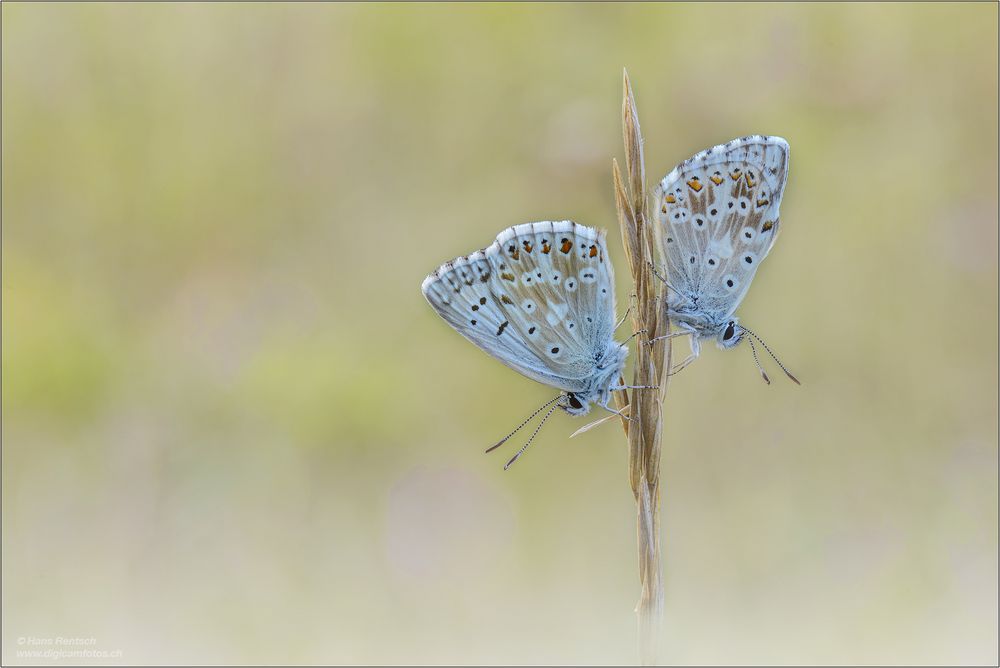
[422, 221, 626, 417]
[654, 135, 790, 361]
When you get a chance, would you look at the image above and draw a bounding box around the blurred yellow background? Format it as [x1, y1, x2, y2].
[3, 3, 997, 665]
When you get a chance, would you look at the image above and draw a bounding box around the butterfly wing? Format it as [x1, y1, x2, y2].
[654, 135, 789, 320]
[422, 221, 618, 394]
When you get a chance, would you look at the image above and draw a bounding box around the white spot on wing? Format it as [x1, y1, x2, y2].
[709, 236, 734, 258]
[545, 301, 569, 326]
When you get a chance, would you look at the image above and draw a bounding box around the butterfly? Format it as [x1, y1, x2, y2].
[421, 221, 637, 468]
[653, 135, 799, 384]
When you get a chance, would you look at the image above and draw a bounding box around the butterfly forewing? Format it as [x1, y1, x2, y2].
[422, 221, 618, 394]
[422, 251, 553, 387]
[655, 136, 789, 320]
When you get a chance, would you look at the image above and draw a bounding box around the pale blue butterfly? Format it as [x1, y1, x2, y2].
[422, 221, 643, 468]
[653, 135, 799, 384]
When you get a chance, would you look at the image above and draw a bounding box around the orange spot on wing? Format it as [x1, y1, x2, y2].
[664, 194, 676, 204]
[510, 248, 519, 260]
[710, 174, 724, 185]
[588, 245, 598, 258]
[730, 168, 742, 181]
[522, 241, 533, 253]
[542, 242, 551, 254]
[756, 198, 769, 207]
[686, 178, 703, 192]
[761, 220, 774, 232]
[745, 173, 756, 188]
[500, 294, 514, 304]
[501, 272, 516, 281]
[560, 240, 573, 253]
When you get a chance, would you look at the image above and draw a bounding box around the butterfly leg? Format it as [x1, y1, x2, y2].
[668, 355, 696, 376]
[594, 397, 637, 423]
[614, 296, 635, 331]
[644, 330, 693, 346]
[570, 405, 631, 438]
[617, 328, 648, 349]
[645, 261, 691, 306]
[598, 403, 635, 420]
[668, 332, 701, 376]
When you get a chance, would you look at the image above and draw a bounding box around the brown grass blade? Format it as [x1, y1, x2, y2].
[613, 68, 671, 666]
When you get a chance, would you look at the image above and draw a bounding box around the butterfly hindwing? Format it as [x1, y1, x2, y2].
[491, 222, 617, 382]
[655, 136, 789, 320]
[422, 221, 618, 394]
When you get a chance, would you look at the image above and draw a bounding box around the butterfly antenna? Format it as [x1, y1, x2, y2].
[504, 401, 562, 470]
[740, 326, 801, 385]
[485, 395, 564, 454]
[745, 335, 771, 385]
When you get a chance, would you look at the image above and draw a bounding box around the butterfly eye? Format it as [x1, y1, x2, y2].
[723, 322, 736, 341]
[567, 394, 583, 410]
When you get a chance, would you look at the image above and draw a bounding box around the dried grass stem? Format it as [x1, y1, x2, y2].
[611, 70, 671, 666]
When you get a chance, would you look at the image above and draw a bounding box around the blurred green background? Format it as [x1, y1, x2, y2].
[3, 3, 997, 665]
